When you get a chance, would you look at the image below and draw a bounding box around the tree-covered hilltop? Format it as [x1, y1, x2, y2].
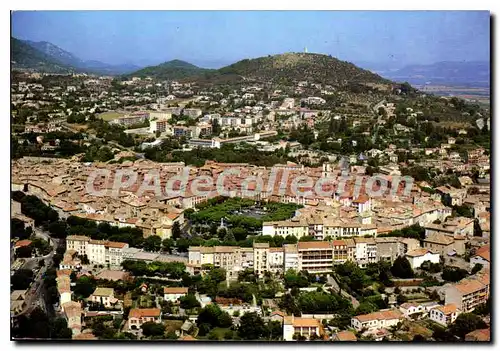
[217, 52, 390, 85]
[128, 59, 213, 80]
[127, 53, 391, 86]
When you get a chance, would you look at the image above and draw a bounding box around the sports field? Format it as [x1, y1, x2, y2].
[98, 111, 123, 121]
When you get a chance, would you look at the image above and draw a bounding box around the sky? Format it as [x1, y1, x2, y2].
[11, 11, 490, 69]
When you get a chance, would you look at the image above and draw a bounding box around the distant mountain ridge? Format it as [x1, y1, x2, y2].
[11, 37, 72, 73]
[377, 61, 490, 87]
[11, 37, 141, 75]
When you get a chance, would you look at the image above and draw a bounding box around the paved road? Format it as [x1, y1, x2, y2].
[326, 274, 360, 308]
[13, 227, 58, 317]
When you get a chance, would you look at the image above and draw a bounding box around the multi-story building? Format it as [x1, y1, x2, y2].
[88, 287, 115, 308]
[149, 119, 170, 134]
[296, 241, 334, 274]
[284, 244, 299, 272]
[66, 236, 129, 267]
[283, 316, 323, 341]
[351, 309, 403, 332]
[332, 240, 349, 265]
[405, 248, 440, 269]
[352, 237, 377, 268]
[188, 245, 256, 280]
[445, 272, 490, 313]
[127, 308, 162, 330]
[423, 232, 465, 256]
[429, 304, 460, 326]
[323, 222, 377, 239]
[193, 123, 212, 138]
[173, 125, 192, 138]
[66, 235, 90, 256]
[253, 243, 269, 277]
[262, 220, 309, 238]
[183, 108, 203, 118]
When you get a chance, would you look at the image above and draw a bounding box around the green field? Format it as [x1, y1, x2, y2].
[98, 111, 123, 121]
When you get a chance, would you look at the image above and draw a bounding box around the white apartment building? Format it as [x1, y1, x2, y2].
[352, 237, 377, 268]
[262, 220, 309, 238]
[405, 249, 440, 269]
[429, 304, 460, 326]
[66, 235, 129, 267]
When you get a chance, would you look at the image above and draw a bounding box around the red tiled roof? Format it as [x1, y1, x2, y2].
[164, 287, 188, 294]
[14, 239, 32, 248]
[128, 308, 161, 318]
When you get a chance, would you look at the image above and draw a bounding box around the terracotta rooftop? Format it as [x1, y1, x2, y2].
[14, 239, 32, 248]
[465, 328, 490, 341]
[297, 241, 332, 250]
[128, 308, 161, 318]
[333, 330, 357, 341]
[164, 287, 189, 294]
[73, 333, 97, 340]
[283, 316, 320, 327]
[436, 304, 458, 315]
[106, 241, 128, 249]
[353, 309, 402, 323]
[406, 248, 434, 257]
[474, 245, 490, 262]
[454, 279, 487, 295]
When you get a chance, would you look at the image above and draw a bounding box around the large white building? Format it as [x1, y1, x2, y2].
[429, 304, 460, 326]
[405, 249, 440, 269]
[351, 309, 402, 332]
[66, 235, 129, 267]
[283, 316, 323, 341]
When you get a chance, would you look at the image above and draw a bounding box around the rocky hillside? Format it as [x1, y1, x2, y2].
[11, 37, 72, 73]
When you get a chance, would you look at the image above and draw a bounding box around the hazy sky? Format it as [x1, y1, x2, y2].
[11, 11, 490, 68]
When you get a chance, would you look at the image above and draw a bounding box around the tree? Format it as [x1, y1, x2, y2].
[473, 297, 491, 316]
[207, 267, 227, 284]
[238, 312, 268, 340]
[196, 304, 232, 335]
[50, 317, 73, 339]
[441, 266, 468, 282]
[284, 269, 309, 289]
[73, 276, 96, 298]
[172, 222, 182, 240]
[396, 294, 408, 305]
[143, 235, 161, 252]
[471, 263, 483, 275]
[355, 301, 378, 315]
[11, 269, 34, 290]
[141, 321, 166, 337]
[284, 235, 298, 244]
[449, 313, 487, 339]
[179, 293, 201, 310]
[80, 254, 90, 265]
[223, 230, 236, 243]
[162, 238, 175, 253]
[15, 245, 33, 258]
[391, 256, 414, 278]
